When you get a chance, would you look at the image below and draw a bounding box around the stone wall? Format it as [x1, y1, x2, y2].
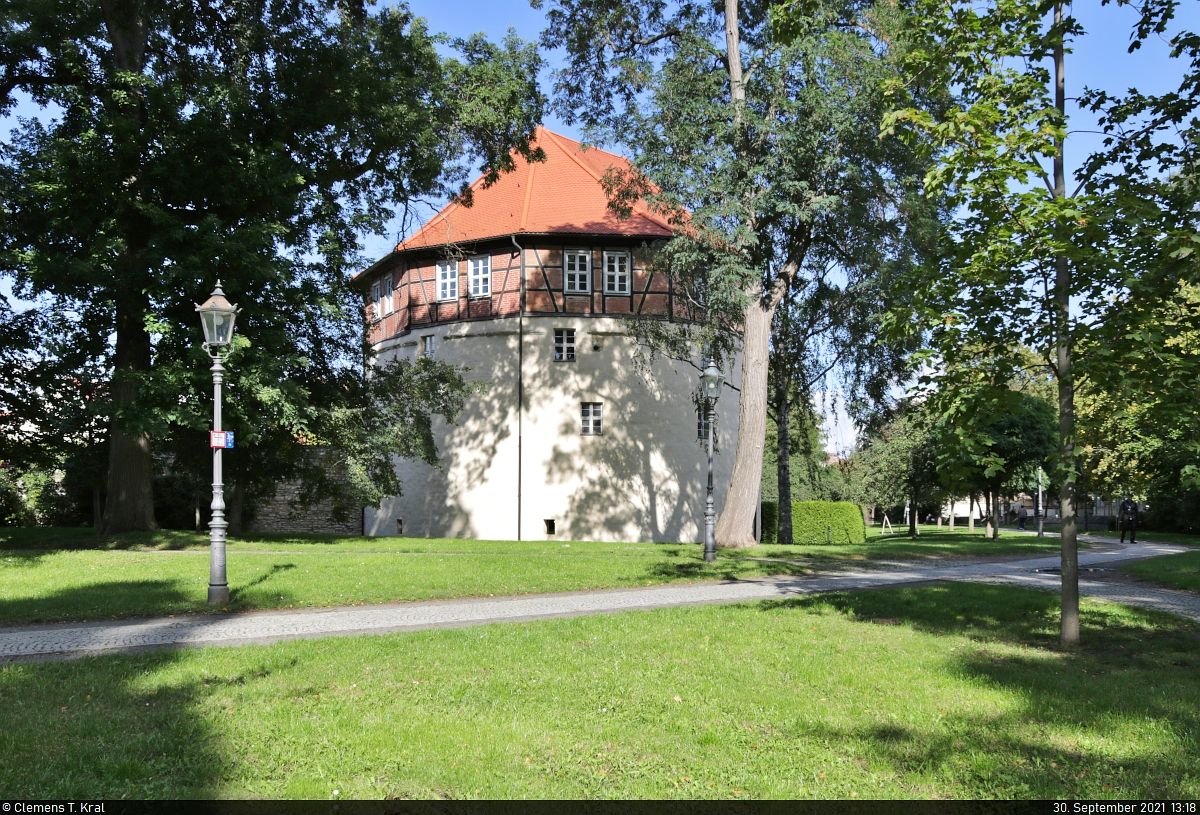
[246, 480, 363, 537]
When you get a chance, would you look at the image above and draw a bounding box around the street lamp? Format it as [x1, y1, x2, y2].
[196, 281, 240, 605]
[700, 359, 725, 563]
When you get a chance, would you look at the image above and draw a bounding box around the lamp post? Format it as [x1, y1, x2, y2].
[700, 359, 725, 563]
[196, 281, 240, 605]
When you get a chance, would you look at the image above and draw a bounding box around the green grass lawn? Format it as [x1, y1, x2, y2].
[0, 526, 1064, 626]
[1122, 550, 1200, 593]
[1036, 526, 1200, 547]
[0, 582, 1195, 800]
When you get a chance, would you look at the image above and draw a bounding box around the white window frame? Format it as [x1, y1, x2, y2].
[468, 256, 491, 298]
[420, 335, 435, 358]
[603, 251, 629, 294]
[381, 274, 394, 315]
[565, 250, 591, 293]
[581, 402, 603, 435]
[554, 328, 576, 362]
[370, 281, 381, 317]
[436, 260, 458, 302]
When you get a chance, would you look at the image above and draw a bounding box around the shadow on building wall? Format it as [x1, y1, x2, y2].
[401, 320, 728, 542]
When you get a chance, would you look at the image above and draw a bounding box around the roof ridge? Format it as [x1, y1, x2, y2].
[389, 126, 675, 256]
[540, 129, 675, 233]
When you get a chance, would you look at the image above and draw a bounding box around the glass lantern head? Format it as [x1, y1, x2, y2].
[701, 360, 724, 401]
[196, 281, 239, 347]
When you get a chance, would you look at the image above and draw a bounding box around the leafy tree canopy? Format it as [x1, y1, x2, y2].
[0, 0, 545, 530]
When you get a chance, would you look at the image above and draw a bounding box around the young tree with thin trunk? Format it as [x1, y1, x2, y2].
[885, 0, 1198, 645]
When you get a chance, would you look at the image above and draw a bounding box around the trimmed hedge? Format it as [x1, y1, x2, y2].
[759, 500, 866, 545]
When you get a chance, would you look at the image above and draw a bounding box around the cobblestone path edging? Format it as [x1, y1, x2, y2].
[0, 539, 1191, 661]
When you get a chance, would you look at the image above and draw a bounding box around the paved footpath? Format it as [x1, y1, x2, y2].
[1, 537, 1195, 662]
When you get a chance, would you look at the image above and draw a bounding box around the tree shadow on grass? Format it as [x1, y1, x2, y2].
[0, 569, 305, 626]
[0, 579, 204, 626]
[0, 648, 232, 798]
[643, 550, 813, 584]
[757, 583, 1200, 798]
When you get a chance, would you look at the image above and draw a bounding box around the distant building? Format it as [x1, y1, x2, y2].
[355, 127, 743, 542]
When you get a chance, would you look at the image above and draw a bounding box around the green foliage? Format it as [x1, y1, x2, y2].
[761, 411, 843, 503]
[882, 0, 1200, 500]
[941, 389, 1058, 500]
[790, 501, 866, 545]
[0, 0, 546, 528]
[760, 500, 865, 545]
[0, 467, 31, 527]
[849, 406, 939, 511]
[761, 501, 779, 543]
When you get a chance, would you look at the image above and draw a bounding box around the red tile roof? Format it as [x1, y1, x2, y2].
[395, 127, 674, 251]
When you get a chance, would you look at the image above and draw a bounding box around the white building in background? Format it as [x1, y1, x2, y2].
[354, 127, 743, 542]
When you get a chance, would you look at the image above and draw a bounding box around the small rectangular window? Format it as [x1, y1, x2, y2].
[396, 518, 403, 535]
[604, 251, 629, 294]
[420, 335, 435, 357]
[382, 274, 394, 315]
[469, 256, 491, 298]
[565, 250, 591, 293]
[436, 260, 458, 302]
[544, 519, 556, 535]
[581, 402, 602, 435]
[554, 328, 576, 361]
[370, 281, 381, 317]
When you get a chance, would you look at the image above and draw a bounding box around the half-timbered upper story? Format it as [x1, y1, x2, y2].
[356, 127, 692, 345]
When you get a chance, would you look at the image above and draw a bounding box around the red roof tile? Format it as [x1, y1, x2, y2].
[395, 127, 673, 251]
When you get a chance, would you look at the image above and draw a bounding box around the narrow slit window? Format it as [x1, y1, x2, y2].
[469, 256, 491, 298]
[554, 328, 576, 361]
[604, 251, 629, 294]
[420, 335, 435, 358]
[436, 260, 458, 302]
[581, 402, 603, 435]
[396, 519, 403, 535]
[565, 250, 591, 293]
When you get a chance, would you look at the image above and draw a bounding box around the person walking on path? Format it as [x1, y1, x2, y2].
[1017, 504, 1028, 531]
[1119, 495, 1140, 544]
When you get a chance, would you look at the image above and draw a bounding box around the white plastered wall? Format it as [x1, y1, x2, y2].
[364, 315, 743, 542]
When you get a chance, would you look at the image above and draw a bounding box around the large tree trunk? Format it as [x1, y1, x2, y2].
[97, 3, 156, 534]
[775, 382, 794, 546]
[716, 292, 775, 548]
[1052, 1, 1080, 648]
[100, 291, 157, 533]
